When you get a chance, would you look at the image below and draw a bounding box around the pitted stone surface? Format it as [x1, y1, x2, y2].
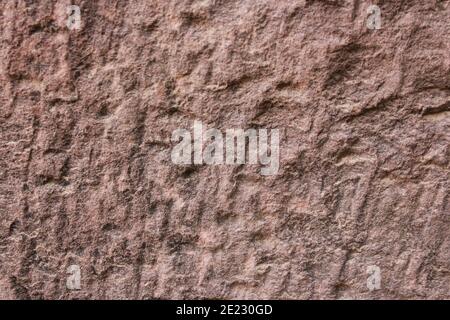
[0, 0, 449, 299]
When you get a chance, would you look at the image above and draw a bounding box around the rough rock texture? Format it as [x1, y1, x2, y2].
[0, 0, 449, 300]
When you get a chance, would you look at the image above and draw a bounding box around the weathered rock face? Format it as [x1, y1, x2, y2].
[0, 0, 449, 300]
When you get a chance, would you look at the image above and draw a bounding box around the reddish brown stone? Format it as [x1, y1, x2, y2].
[0, 0, 449, 299]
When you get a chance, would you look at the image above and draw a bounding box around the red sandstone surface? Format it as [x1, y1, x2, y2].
[0, 0, 449, 299]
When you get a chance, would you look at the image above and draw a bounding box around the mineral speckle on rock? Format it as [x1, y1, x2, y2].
[0, 0, 449, 299]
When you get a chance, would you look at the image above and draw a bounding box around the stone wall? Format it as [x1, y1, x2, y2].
[0, 0, 449, 299]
